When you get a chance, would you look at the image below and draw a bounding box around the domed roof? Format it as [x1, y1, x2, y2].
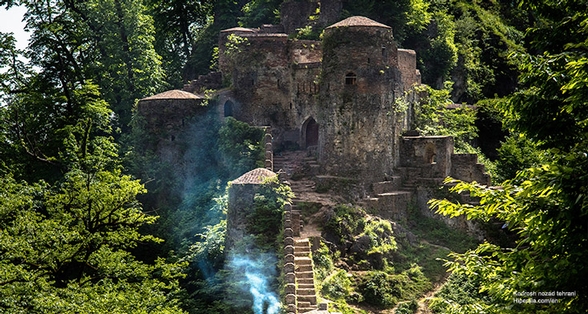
[220, 27, 255, 33]
[141, 89, 205, 101]
[326, 16, 391, 29]
[231, 168, 277, 185]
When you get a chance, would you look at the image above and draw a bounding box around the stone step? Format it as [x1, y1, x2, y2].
[299, 307, 318, 313]
[297, 301, 314, 310]
[297, 279, 315, 287]
[297, 288, 316, 295]
[369, 190, 412, 220]
[296, 264, 313, 272]
[372, 177, 402, 194]
[297, 271, 314, 279]
[309, 164, 320, 175]
[297, 283, 315, 289]
[376, 191, 412, 197]
[297, 294, 317, 304]
[295, 251, 310, 257]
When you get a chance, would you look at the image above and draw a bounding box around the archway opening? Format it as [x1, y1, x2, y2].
[425, 143, 437, 164]
[224, 100, 234, 117]
[304, 117, 319, 148]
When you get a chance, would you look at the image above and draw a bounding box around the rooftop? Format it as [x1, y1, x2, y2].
[141, 89, 205, 101]
[326, 16, 391, 29]
[231, 168, 277, 185]
[220, 27, 255, 33]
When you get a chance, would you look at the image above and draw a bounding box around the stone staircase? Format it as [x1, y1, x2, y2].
[367, 174, 413, 221]
[367, 166, 447, 220]
[277, 150, 326, 313]
[294, 238, 318, 313]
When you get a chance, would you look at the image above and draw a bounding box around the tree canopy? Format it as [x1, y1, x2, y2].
[430, 0, 588, 312]
[2, 0, 587, 312]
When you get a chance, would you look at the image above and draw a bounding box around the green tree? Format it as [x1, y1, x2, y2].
[430, 1, 588, 312]
[2, 0, 167, 132]
[218, 117, 265, 178]
[0, 99, 186, 312]
[239, 0, 281, 27]
[411, 84, 477, 151]
[0, 169, 186, 313]
[147, 0, 212, 87]
[184, 0, 241, 79]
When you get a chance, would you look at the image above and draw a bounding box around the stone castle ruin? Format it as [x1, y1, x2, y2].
[137, 2, 490, 312]
[213, 15, 421, 183]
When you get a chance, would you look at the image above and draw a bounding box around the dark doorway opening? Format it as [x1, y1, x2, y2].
[305, 117, 319, 148]
[224, 100, 234, 117]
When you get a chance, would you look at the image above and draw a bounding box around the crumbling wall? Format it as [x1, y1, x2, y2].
[398, 49, 420, 89]
[227, 33, 292, 129]
[451, 154, 491, 185]
[226, 184, 258, 251]
[399, 136, 453, 178]
[290, 39, 322, 64]
[317, 0, 343, 29]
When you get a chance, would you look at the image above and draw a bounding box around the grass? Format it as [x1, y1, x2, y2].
[313, 201, 482, 312]
[407, 203, 478, 254]
[388, 203, 479, 284]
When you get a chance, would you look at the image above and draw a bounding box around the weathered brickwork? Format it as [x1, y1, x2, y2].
[215, 15, 421, 184]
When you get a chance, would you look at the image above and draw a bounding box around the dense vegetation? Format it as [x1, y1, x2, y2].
[1, 0, 586, 313]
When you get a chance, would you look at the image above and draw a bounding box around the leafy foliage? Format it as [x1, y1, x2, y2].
[411, 84, 477, 151]
[359, 218, 397, 255]
[247, 176, 294, 248]
[429, 1, 588, 312]
[218, 117, 265, 178]
[324, 204, 366, 245]
[494, 133, 544, 182]
[357, 266, 430, 309]
[0, 164, 186, 313]
[239, 0, 281, 27]
[428, 272, 492, 314]
[147, 0, 212, 87]
[321, 269, 353, 301]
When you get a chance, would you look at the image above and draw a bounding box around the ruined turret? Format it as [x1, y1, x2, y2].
[317, 16, 407, 182]
[226, 168, 279, 252]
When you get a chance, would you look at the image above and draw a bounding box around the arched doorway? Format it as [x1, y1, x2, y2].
[224, 100, 234, 117]
[303, 117, 319, 148]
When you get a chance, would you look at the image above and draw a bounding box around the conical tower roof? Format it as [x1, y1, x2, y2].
[326, 16, 391, 29]
[231, 168, 277, 185]
[141, 89, 205, 101]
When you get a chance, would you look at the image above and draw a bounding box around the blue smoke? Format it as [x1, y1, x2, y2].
[228, 253, 281, 314]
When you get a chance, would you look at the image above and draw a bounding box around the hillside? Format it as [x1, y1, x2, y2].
[1, 1, 587, 314]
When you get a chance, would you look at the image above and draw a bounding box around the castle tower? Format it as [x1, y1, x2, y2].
[226, 168, 279, 252]
[317, 16, 406, 182]
[218, 27, 291, 127]
[137, 90, 207, 163]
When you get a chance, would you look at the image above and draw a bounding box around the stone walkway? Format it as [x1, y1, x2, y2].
[276, 151, 325, 313]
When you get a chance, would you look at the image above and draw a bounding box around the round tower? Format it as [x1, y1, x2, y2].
[317, 16, 405, 182]
[321, 16, 400, 95]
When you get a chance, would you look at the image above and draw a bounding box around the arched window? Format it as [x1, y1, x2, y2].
[345, 72, 357, 85]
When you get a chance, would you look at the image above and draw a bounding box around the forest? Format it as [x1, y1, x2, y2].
[0, 0, 587, 313]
